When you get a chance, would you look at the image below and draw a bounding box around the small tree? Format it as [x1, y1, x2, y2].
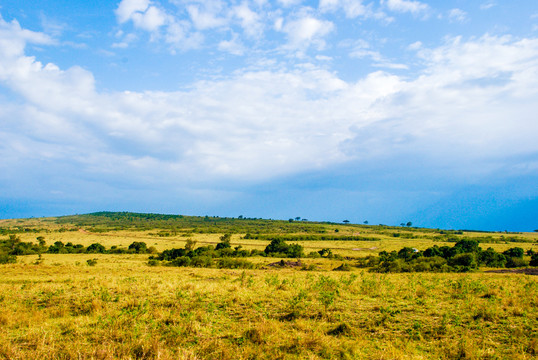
[216, 234, 232, 250]
[86, 243, 106, 254]
[36, 236, 46, 247]
[503, 247, 524, 258]
[185, 239, 197, 251]
[128, 241, 148, 254]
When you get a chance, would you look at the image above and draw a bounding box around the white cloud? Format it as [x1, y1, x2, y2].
[282, 16, 335, 50]
[448, 8, 467, 23]
[407, 40, 422, 50]
[319, 0, 369, 18]
[218, 33, 245, 55]
[381, 0, 429, 15]
[131, 5, 167, 31]
[480, 2, 496, 10]
[115, 0, 150, 24]
[2, 18, 538, 189]
[186, 0, 229, 30]
[277, 0, 303, 7]
[232, 2, 263, 38]
[349, 39, 408, 69]
[0, 15, 54, 59]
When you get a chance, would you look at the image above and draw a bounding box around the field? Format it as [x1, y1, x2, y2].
[1, 213, 537, 359]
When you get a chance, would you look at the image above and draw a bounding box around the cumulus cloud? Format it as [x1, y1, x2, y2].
[116, 0, 150, 24]
[115, 0, 167, 32]
[232, 2, 263, 38]
[282, 15, 335, 50]
[1, 16, 538, 190]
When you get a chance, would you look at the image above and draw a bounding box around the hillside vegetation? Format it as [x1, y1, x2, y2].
[0, 212, 537, 359]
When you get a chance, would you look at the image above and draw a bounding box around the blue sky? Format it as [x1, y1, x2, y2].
[0, 0, 537, 231]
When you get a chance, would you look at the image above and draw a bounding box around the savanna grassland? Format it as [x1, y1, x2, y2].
[0, 212, 537, 359]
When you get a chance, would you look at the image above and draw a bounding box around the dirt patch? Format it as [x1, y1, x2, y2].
[352, 247, 378, 251]
[485, 268, 538, 276]
[267, 260, 303, 268]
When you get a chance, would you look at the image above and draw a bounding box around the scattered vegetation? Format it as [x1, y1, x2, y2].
[0, 212, 537, 359]
[369, 239, 533, 273]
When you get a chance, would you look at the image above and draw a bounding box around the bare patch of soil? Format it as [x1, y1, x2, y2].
[267, 260, 303, 268]
[485, 268, 538, 275]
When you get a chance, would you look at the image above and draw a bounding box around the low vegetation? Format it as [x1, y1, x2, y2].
[364, 239, 538, 273]
[0, 212, 537, 359]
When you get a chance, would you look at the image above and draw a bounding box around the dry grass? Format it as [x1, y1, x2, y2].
[1, 256, 537, 359]
[1, 217, 537, 359]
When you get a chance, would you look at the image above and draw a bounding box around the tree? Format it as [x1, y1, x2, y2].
[530, 253, 538, 266]
[36, 236, 46, 247]
[363, 220, 368, 225]
[454, 239, 480, 254]
[503, 247, 524, 258]
[295, 217, 301, 221]
[406, 222, 412, 227]
[264, 239, 304, 258]
[185, 239, 197, 251]
[128, 241, 148, 254]
[86, 243, 106, 254]
[397, 247, 416, 260]
[343, 220, 350, 224]
[215, 233, 232, 250]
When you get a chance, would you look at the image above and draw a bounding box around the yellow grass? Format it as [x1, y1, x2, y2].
[1, 257, 537, 359]
[1, 216, 538, 359]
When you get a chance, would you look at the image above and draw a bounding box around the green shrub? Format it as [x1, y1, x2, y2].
[216, 258, 255, 269]
[503, 247, 524, 258]
[86, 259, 97, 266]
[505, 257, 528, 268]
[86, 243, 106, 254]
[333, 263, 351, 271]
[530, 253, 538, 266]
[0, 253, 16, 264]
[128, 241, 148, 253]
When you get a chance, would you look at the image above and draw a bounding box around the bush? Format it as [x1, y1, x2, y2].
[333, 263, 351, 271]
[454, 239, 480, 254]
[264, 239, 304, 258]
[86, 259, 98, 266]
[479, 248, 507, 267]
[86, 243, 106, 254]
[503, 247, 524, 258]
[0, 253, 16, 264]
[190, 256, 212, 268]
[505, 257, 528, 268]
[449, 253, 478, 270]
[530, 253, 538, 266]
[169, 256, 191, 267]
[128, 241, 148, 254]
[216, 258, 255, 269]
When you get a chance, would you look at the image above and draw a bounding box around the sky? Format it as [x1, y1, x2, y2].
[0, 0, 537, 231]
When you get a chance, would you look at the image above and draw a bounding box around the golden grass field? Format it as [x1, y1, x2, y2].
[0, 216, 537, 359]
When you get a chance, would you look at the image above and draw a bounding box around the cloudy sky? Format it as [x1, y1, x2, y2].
[0, 0, 537, 230]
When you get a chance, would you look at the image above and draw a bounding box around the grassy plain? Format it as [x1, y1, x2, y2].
[1, 214, 537, 359]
